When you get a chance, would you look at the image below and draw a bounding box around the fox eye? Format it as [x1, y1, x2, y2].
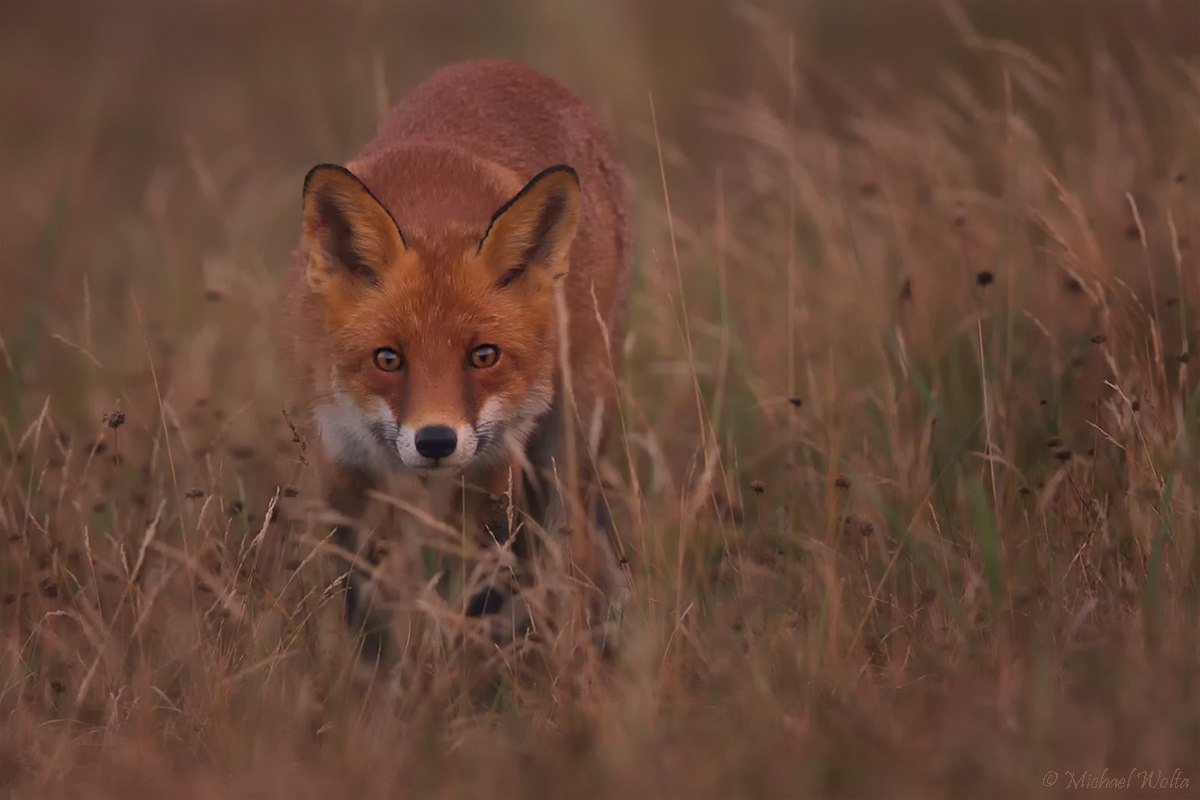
[373, 347, 404, 372]
[469, 344, 500, 369]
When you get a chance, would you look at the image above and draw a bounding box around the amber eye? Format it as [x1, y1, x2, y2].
[469, 344, 500, 369]
[373, 347, 404, 372]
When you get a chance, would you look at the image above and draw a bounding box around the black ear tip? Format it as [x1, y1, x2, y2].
[302, 163, 357, 197]
[544, 164, 580, 187]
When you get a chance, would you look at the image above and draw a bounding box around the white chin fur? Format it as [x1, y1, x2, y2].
[396, 421, 478, 471]
[407, 463, 463, 479]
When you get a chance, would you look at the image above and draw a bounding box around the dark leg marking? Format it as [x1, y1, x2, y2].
[481, 493, 531, 560]
[465, 586, 507, 617]
[333, 522, 390, 664]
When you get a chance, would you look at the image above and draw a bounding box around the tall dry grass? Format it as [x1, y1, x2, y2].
[1, 2, 1198, 798]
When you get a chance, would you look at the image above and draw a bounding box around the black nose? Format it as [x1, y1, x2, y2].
[414, 425, 457, 460]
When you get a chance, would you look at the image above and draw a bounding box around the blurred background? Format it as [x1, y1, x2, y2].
[3, 2, 1197, 430]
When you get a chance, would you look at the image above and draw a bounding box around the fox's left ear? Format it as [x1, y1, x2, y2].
[478, 165, 581, 290]
[302, 164, 406, 296]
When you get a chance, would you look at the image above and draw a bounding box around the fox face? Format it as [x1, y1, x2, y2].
[302, 164, 581, 478]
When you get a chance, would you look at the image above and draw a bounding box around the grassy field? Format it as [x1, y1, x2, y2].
[2, 2, 1199, 797]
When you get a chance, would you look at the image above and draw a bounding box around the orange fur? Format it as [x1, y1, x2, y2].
[278, 60, 632, 659]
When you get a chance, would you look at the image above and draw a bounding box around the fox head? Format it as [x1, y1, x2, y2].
[301, 162, 581, 478]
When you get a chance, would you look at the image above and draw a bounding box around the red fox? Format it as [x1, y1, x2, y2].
[279, 60, 632, 662]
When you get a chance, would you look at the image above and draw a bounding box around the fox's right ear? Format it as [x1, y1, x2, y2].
[301, 164, 406, 294]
